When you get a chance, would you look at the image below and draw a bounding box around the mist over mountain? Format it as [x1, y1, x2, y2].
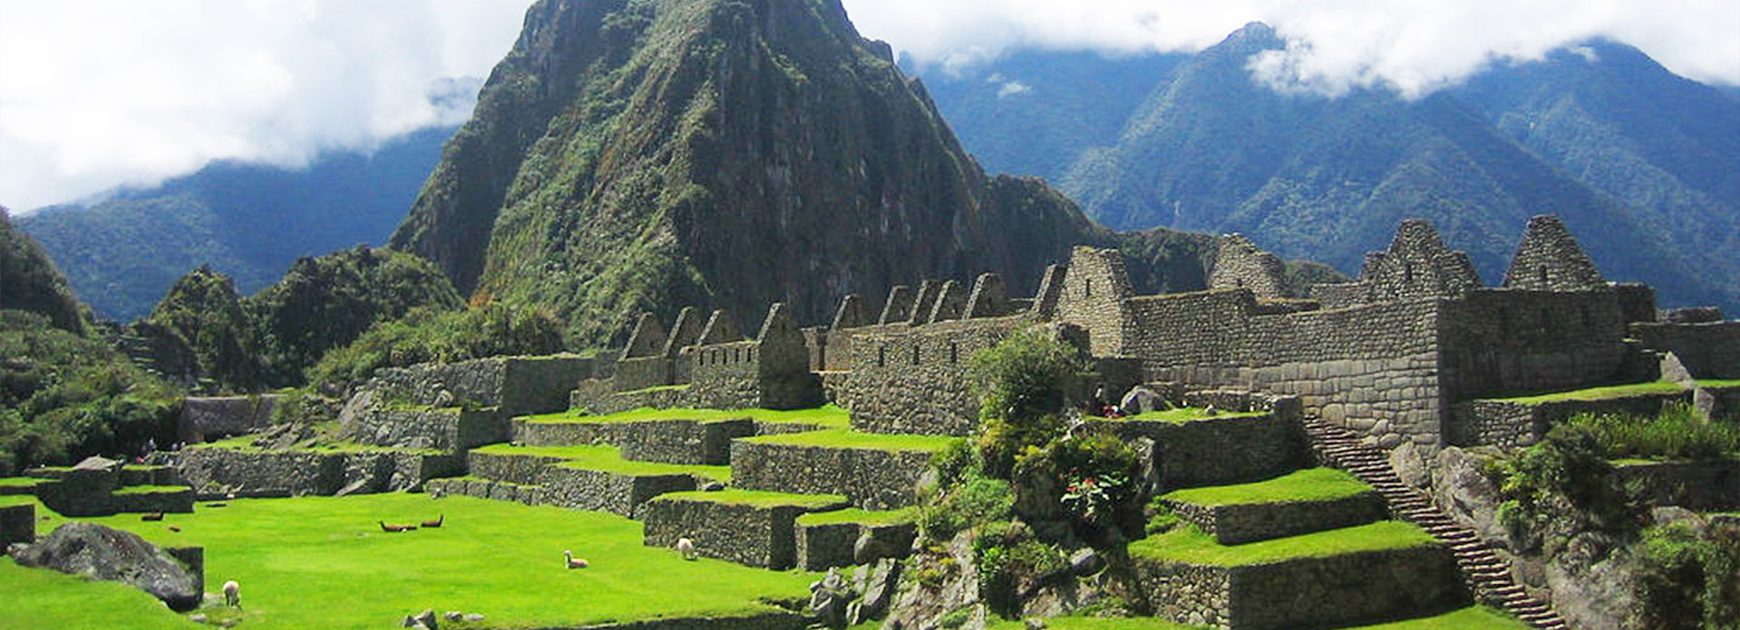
[17, 125, 459, 322]
[917, 25, 1739, 312]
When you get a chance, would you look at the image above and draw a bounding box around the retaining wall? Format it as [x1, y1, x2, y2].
[641, 497, 848, 570]
[1450, 390, 1690, 448]
[1630, 321, 1740, 379]
[1138, 545, 1464, 630]
[1094, 412, 1304, 490]
[179, 395, 280, 442]
[111, 488, 196, 514]
[1164, 493, 1386, 545]
[177, 448, 460, 497]
[540, 466, 697, 518]
[1613, 460, 1740, 511]
[349, 406, 506, 451]
[1, 503, 33, 549]
[729, 441, 936, 510]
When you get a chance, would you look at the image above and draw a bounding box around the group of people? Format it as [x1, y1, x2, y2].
[1087, 387, 1126, 419]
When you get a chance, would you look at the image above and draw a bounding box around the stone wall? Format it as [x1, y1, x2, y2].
[1629, 321, 1740, 379]
[179, 395, 280, 443]
[1501, 215, 1606, 292]
[1164, 493, 1386, 545]
[176, 448, 459, 497]
[540, 466, 697, 518]
[1094, 411, 1304, 489]
[844, 315, 1029, 436]
[618, 419, 754, 465]
[795, 521, 858, 571]
[111, 488, 195, 514]
[364, 355, 596, 418]
[33, 466, 120, 517]
[1450, 390, 1690, 448]
[530, 612, 807, 630]
[729, 441, 937, 509]
[1138, 546, 1464, 630]
[1, 503, 35, 549]
[1054, 247, 1133, 357]
[347, 406, 505, 451]
[641, 497, 847, 570]
[1613, 460, 1740, 511]
[121, 466, 183, 487]
[1209, 234, 1288, 299]
[426, 478, 546, 506]
[1438, 289, 1630, 401]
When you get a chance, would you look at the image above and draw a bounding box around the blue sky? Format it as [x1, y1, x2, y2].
[2, 0, 1736, 211]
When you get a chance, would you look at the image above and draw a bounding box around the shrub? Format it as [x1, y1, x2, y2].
[1631, 521, 1740, 630]
[969, 328, 1084, 478]
[919, 475, 1015, 542]
[1011, 427, 1141, 535]
[1494, 422, 1642, 552]
[976, 532, 1063, 618]
[1563, 403, 1740, 461]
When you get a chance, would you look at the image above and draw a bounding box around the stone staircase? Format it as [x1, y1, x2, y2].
[1302, 418, 1570, 630]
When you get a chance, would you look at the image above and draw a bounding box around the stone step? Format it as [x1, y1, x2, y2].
[511, 406, 851, 463]
[642, 489, 851, 570]
[462, 444, 728, 517]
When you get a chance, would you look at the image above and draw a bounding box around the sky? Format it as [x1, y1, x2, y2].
[2, 0, 1737, 212]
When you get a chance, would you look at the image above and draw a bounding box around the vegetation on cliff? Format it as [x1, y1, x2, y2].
[308, 303, 566, 390]
[146, 246, 464, 392]
[0, 311, 178, 474]
[0, 208, 85, 334]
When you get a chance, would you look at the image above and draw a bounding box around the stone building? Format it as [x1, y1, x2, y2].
[571, 215, 1739, 450]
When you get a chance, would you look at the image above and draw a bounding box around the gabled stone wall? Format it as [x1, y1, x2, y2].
[844, 315, 1030, 435]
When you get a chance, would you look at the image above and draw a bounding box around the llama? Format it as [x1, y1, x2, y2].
[421, 514, 444, 528]
[379, 521, 417, 533]
[222, 580, 241, 609]
[563, 550, 589, 569]
[676, 537, 697, 561]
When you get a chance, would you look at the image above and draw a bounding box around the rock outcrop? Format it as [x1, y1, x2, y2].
[11, 522, 203, 612]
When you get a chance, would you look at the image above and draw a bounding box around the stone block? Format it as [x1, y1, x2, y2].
[0, 503, 34, 549]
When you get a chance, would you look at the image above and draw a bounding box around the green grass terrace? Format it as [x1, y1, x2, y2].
[0, 493, 822, 630]
[739, 428, 962, 453]
[1160, 468, 1372, 506]
[469, 443, 732, 483]
[520, 404, 852, 429]
[1130, 521, 1438, 567]
[1486, 380, 1688, 405]
[1107, 407, 1267, 424]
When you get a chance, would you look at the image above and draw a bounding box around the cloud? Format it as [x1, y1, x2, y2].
[840, 0, 1740, 98]
[997, 81, 1032, 98]
[0, 0, 533, 211]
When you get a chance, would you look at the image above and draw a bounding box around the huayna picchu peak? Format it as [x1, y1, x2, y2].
[390, 0, 1114, 345]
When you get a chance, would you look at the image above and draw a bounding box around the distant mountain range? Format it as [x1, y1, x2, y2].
[915, 25, 1740, 312]
[16, 125, 457, 321]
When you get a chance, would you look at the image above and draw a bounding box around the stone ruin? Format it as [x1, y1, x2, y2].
[570, 214, 1738, 450]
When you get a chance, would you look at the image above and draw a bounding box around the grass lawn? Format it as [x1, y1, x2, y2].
[112, 485, 193, 496]
[795, 507, 917, 527]
[1130, 521, 1437, 567]
[1112, 407, 1265, 423]
[0, 476, 39, 488]
[742, 428, 962, 453]
[1, 494, 819, 630]
[1160, 468, 1372, 507]
[986, 616, 1203, 629]
[1698, 379, 1740, 388]
[1488, 381, 1684, 405]
[189, 436, 443, 456]
[1339, 606, 1529, 629]
[655, 489, 849, 510]
[0, 558, 198, 630]
[469, 444, 731, 483]
[523, 405, 852, 429]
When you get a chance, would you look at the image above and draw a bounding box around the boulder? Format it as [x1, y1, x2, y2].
[11, 522, 202, 611]
[1119, 387, 1167, 415]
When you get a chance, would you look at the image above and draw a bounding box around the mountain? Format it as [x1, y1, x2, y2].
[915, 26, 1739, 312]
[0, 207, 85, 332]
[392, 0, 1134, 345]
[17, 124, 459, 322]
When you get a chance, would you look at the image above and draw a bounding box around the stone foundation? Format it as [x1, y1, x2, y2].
[540, 466, 697, 518]
[1095, 412, 1304, 490]
[1450, 390, 1690, 448]
[111, 488, 196, 514]
[1, 503, 33, 550]
[348, 406, 506, 451]
[617, 419, 754, 465]
[1137, 545, 1464, 630]
[642, 495, 849, 570]
[176, 448, 461, 497]
[729, 441, 935, 510]
[1165, 493, 1387, 545]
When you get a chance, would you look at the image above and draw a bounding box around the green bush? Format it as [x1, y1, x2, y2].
[0, 310, 179, 469]
[308, 303, 567, 389]
[1012, 427, 1141, 535]
[1631, 522, 1740, 630]
[919, 475, 1016, 542]
[1495, 422, 1641, 552]
[976, 532, 1063, 618]
[969, 328, 1083, 478]
[1563, 403, 1740, 461]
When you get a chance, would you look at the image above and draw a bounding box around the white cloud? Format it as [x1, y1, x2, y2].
[997, 81, 1032, 98]
[3, 0, 1735, 210]
[0, 0, 533, 211]
[840, 0, 1740, 98]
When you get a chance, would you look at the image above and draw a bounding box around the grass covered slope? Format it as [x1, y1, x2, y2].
[1131, 521, 1438, 567]
[0, 558, 198, 630]
[1161, 468, 1372, 506]
[2, 494, 819, 629]
[524, 405, 852, 429]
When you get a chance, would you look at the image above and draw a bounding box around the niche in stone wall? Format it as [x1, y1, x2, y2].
[877, 345, 886, 368]
[950, 342, 959, 364]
